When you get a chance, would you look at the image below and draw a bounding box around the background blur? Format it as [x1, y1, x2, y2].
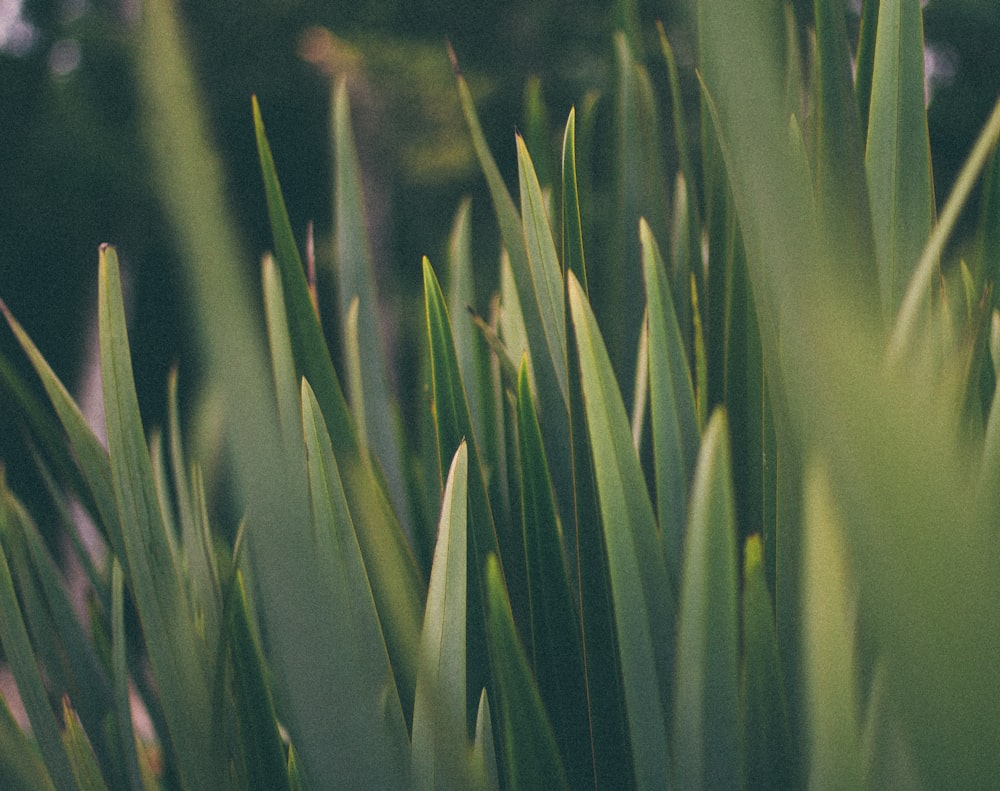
[2, 0, 999, 513]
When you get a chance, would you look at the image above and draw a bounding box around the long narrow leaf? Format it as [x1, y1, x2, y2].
[568, 272, 673, 790]
[672, 408, 739, 790]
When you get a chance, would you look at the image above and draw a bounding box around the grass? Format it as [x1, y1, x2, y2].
[2, 0, 1000, 788]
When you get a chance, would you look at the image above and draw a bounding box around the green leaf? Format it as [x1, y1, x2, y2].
[0, 679, 55, 791]
[423, 256, 505, 722]
[110, 560, 146, 791]
[300, 379, 410, 788]
[740, 535, 797, 791]
[801, 461, 863, 791]
[0, 490, 76, 791]
[522, 76, 553, 191]
[568, 272, 673, 790]
[813, 0, 879, 315]
[865, 0, 934, 320]
[411, 442, 469, 791]
[672, 408, 739, 791]
[515, 359, 593, 789]
[99, 244, 224, 790]
[473, 691, 500, 791]
[640, 219, 699, 583]
[61, 700, 110, 791]
[561, 108, 588, 293]
[226, 572, 292, 791]
[855, 0, 880, 138]
[332, 81, 411, 528]
[0, 301, 124, 562]
[483, 554, 569, 791]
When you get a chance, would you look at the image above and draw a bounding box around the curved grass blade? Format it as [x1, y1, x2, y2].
[300, 379, 410, 788]
[568, 272, 673, 790]
[672, 408, 739, 791]
[483, 554, 569, 791]
[99, 244, 224, 790]
[801, 461, 863, 791]
[740, 535, 797, 791]
[865, 0, 934, 320]
[515, 359, 593, 789]
[640, 219, 699, 583]
[412, 442, 469, 791]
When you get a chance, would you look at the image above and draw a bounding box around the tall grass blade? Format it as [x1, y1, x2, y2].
[110, 560, 146, 791]
[483, 554, 569, 791]
[99, 245, 223, 790]
[640, 219, 699, 583]
[0, 681, 55, 791]
[855, 0, 880, 135]
[672, 408, 739, 790]
[515, 359, 593, 789]
[568, 272, 673, 790]
[61, 699, 110, 791]
[473, 691, 500, 791]
[411, 442, 469, 791]
[300, 379, 410, 788]
[865, 0, 934, 320]
[561, 108, 588, 293]
[801, 461, 863, 791]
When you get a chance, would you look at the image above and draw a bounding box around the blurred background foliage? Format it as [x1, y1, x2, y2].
[2, 0, 999, 516]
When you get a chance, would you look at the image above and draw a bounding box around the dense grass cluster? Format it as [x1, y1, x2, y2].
[2, 0, 1000, 789]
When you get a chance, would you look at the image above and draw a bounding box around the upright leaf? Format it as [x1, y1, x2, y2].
[672, 409, 740, 791]
[412, 443, 470, 791]
[561, 108, 588, 293]
[568, 273, 673, 791]
[865, 0, 934, 319]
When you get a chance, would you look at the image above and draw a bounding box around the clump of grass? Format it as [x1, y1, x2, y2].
[2, 0, 1000, 789]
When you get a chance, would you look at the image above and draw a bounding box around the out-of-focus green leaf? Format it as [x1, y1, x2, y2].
[561, 108, 588, 293]
[523, 76, 553, 191]
[0, 680, 55, 791]
[865, 0, 934, 320]
[640, 219, 699, 583]
[61, 700, 110, 791]
[568, 272, 672, 790]
[801, 461, 863, 791]
[813, 0, 879, 315]
[672, 408, 739, 790]
[332, 81, 411, 528]
[483, 554, 568, 791]
[855, 0, 880, 137]
[412, 442, 469, 791]
[740, 534, 796, 791]
[889, 97, 1000, 363]
[99, 245, 224, 790]
[300, 379, 410, 788]
[515, 359, 593, 789]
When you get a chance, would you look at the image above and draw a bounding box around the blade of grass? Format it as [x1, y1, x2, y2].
[0, 488, 76, 791]
[865, 0, 934, 320]
[672, 408, 739, 790]
[99, 244, 224, 790]
[0, 681, 56, 791]
[801, 461, 863, 791]
[61, 699, 110, 791]
[110, 560, 146, 791]
[515, 359, 593, 790]
[561, 108, 588, 293]
[300, 379, 410, 788]
[483, 554, 569, 791]
[473, 691, 500, 791]
[568, 272, 673, 790]
[640, 219, 699, 584]
[411, 442, 469, 791]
